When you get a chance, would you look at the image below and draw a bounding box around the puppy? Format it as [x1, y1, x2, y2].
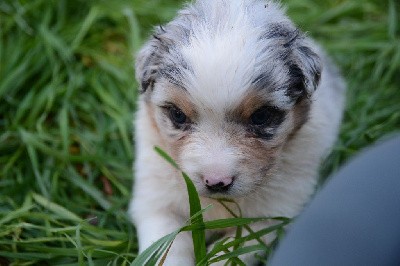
[130, 0, 345, 265]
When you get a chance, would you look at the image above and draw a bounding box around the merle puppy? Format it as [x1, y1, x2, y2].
[130, 0, 345, 265]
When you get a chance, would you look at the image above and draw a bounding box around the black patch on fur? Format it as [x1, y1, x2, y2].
[261, 23, 293, 40]
[159, 65, 187, 90]
[283, 29, 300, 48]
[257, 23, 313, 100]
[261, 23, 300, 47]
[286, 63, 307, 100]
[140, 68, 158, 93]
[260, 24, 320, 101]
[141, 77, 152, 92]
[298, 45, 322, 89]
[138, 29, 173, 93]
[138, 23, 192, 93]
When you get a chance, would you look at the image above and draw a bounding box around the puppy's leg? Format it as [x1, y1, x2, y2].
[135, 210, 195, 266]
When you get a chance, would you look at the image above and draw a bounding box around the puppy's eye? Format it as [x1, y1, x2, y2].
[168, 106, 187, 125]
[250, 106, 284, 127]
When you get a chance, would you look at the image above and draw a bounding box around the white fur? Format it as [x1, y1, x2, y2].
[130, 0, 345, 265]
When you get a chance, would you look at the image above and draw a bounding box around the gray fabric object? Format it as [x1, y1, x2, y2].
[270, 135, 400, 266]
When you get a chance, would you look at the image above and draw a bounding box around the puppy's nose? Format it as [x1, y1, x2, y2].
[203, 176, 234, 192]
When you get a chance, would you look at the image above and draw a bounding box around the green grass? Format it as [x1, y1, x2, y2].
[0, 0, 399, 265]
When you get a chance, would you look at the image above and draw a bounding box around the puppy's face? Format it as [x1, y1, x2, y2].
[136, 1, 321, 198]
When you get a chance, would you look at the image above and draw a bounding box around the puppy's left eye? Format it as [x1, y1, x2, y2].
[250, 106, 285, 127]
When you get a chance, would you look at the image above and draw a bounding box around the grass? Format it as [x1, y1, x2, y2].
[0, 0, 399, 265]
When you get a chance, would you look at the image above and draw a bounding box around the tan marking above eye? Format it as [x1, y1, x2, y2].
[161, 85, 197, 121]
[230, 90, 270, 122]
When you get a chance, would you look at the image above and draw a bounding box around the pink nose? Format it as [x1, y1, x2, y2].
[203, 175, 234, 192]
[204, 176, 233, 186]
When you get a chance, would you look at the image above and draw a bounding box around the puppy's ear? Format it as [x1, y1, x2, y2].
[287, 38, 322, 100]
[135, 28, 168, 93]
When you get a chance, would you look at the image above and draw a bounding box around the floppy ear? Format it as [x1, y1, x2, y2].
[288, 39, 322, 100]
[135, 28, 169, 93]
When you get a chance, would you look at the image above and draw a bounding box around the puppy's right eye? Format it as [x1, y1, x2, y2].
[169, 106, 187, 125]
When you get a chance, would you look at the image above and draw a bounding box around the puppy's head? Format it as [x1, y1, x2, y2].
[135, 0, 321, 198]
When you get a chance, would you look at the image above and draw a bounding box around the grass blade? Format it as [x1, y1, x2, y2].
[182, 217, 271, 231]
[68, 167, 112, 211]
[32, 193, 82, 222]
[181, 173, 207, 263]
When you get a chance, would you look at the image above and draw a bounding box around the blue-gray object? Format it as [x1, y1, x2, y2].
[270, 136, 400, 266]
